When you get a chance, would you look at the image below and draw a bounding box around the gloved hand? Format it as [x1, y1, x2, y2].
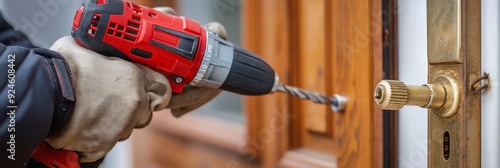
[154, 7, 228, 117]
[45, 36, 171, 162]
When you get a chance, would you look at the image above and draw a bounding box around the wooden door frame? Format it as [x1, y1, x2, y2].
[381, 0, 399, 167]
[242, 1, 292, 167]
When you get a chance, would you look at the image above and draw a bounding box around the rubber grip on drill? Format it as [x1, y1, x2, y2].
[220, 45, 276, 95]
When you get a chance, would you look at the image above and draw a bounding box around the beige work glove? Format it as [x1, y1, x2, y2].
[45, 36, 171, 162]
[154, 7, 227, 117]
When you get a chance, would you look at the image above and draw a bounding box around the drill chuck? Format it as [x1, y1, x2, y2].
[221, 44, 277, 95]
[189, 30, 278, 95]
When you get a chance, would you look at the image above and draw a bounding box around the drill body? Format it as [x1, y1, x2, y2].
[72, 0, 278, 95]
[28, 0, 279, 167]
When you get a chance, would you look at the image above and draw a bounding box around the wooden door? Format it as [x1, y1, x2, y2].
[243, 0, 383, 167]
[131, 0, 385, 167]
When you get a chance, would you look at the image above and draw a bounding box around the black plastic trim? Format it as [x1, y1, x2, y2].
[151, 25, 198, 60]
[71, 0, 131, 61]
[130, 48, 152, 58]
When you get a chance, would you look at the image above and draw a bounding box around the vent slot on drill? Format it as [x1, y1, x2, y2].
[124, 14, 141, 42]
[148, 12, 156, 18]
[126, 28, 138, 35]
[96, 0, 107, 5]
[127, 21, 139, 29]
[124, 35, 136, 42]
[132, 15, 141, 22]
[87, 13, 101, 36]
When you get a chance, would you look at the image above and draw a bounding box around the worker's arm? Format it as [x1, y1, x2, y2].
[0, 11, 74, 167]
[0, 40, 74, 167]
[0, 11, 166, 166]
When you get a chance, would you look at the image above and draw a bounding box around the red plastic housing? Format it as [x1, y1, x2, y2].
[31, 142, 80, 168]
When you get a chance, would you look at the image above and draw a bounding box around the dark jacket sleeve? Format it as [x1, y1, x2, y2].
[0, 13, 75, 168]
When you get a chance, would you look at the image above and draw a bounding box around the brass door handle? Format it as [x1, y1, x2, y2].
[374, 75, 461, 117]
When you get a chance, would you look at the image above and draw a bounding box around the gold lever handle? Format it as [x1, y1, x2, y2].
[374, 75, 461, 117]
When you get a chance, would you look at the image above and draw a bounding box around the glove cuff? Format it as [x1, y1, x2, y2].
[33, 48, 76, 137]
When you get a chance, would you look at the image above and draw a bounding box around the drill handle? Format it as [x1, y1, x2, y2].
[26, 142, 80, 168]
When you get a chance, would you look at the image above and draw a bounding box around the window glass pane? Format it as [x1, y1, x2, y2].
[177, 0, 243, 122]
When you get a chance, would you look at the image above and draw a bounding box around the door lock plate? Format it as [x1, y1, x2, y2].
[428, 0, 461, 64]
[427, 0, 481, 167]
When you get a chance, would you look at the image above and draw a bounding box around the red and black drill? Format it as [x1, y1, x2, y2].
[71, 0, 278, 95]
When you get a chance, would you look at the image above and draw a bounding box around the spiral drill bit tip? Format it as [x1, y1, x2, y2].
[276, 83, 338, 106]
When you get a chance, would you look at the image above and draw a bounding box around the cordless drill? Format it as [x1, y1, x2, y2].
[71, 0, 278, 95]
[28, 0, 277, 167]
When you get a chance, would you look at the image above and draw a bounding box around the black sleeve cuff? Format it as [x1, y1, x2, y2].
[33, 48, 75, 137]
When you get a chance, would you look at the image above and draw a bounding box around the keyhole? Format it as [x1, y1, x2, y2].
[443, 131, 450, 160]
[374, 86, 384, 102]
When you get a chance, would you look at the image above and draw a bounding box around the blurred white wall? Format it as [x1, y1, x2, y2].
[481, 0, 500, 167]
[0, 0, 81, 48]
[397, 0, 428, 167]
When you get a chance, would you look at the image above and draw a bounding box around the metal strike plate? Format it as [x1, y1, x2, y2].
[427, 0, 462, 64]
[427, 0, 481, 167]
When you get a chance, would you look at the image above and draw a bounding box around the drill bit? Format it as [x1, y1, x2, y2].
[275, 83, 338, 106]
